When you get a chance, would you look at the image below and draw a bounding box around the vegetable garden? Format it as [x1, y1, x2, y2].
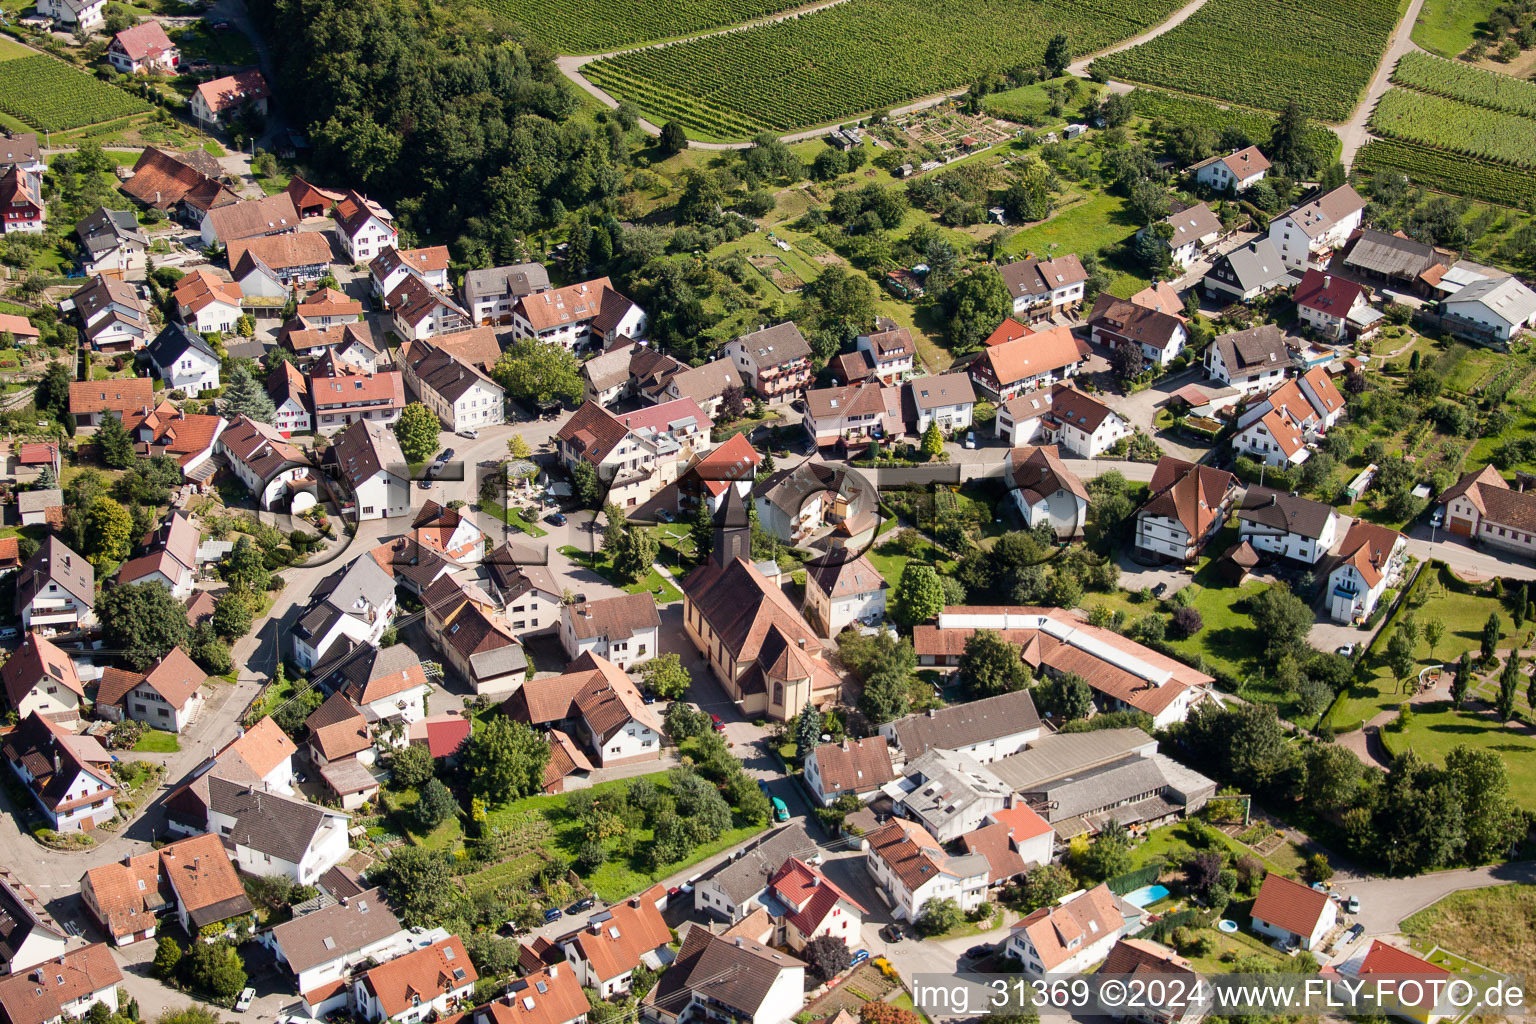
[1090, 0, 1400, 120]
[471, 0, 807, 53]
[0, 56, 152, 132]
[1355, 138, 1536, 207]
[1391, 51, 1536, 117]
[584, 0, 1187, 140]
[1370, 88, 1536, 167]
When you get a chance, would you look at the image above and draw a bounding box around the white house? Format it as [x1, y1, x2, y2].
[1135, 457, 1237, 563]
[1232, 370, 1343, 469]
[70, 275, 150, 354]
[217, 415, 310, 509]
[976, 805, 1058, 878]
[34, 0, 103, 29]
[1250, 873, 1337, 950]
[76, 207, 148, 276]
[199, 192, 298, 248]
[1004, 884, 1137, 976]
[505, 651, 662, 768]
[353, 936, 475, 1024]
[854, 322, 916, 384]
[995, 388, 1058, 446]
[370, 245, 450, 300]
[94, 647, 205, 734]
[16, 537, 96, 634]
[1327, 520, 1406, 624]
[332, 190, 397, 264]
[291, 554, 398, 669]
[1141, 203, 1222, 269]
[1203, 238, 1295, 303]
[1268, 184, 1366, 271]
[231, 233, 333, 298]
[560, 890, 673, 999]
[115, 510, 199, 600]
[864, 818, 989, 921]
[107, 21, 179, 74]
[461, 263, 551, 325]
[645, 929, 804, 1024]
[1, 633, 85, 724]
[172, 269, 242, 334]
[1296, 270, 1372, 341]
[723, 322, 815, 403]
[388, 274, 471, 341]
[998, 255, 1089, 323]
[1236, 486, 1339, 565]
[511, 277, 645, 354]
[189, 71, 268, 128]
[0, 869, 71, 974]
[558, 593, 661, 671]
[1007, 444, 1090, 539]
[329, 418, 411, 522]
[802, 554, 887, 636]
[1190, 146, 1270, 192]
[3, 713, 115, 833]
[555, 399, 713, 510]
[1204, 324, 1292, 395]
[205, 776, 350, 884]
[1441, 275, 1536, 346]
[0, 944, 122, 1024]
[312, 641, 429, 729]
[879, 688, 1041, 763]
[881, 748, 1010, 843]
[146, 323, 220, 395]
[907, 372, 975, 434]
[969, 325, 1093, 401]
[399, 339, 505, 431]
[765, 858, 867, 952]
[804, 736, 896, 806]
[1089, 294, 1189, 367]
[1042, 385, 1130, 458]
[267, 363, 313, 435]
[272, 889, 413, 1016]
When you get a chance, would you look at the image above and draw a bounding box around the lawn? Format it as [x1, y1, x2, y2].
[481, 498, 549, 537]
[1379, 702, 1536, 808]
[131, 729, 180, 753]
[1411, 0, 1499, 57]
[1127, 817, 1305, 880]
[1000, 189, 1150, 297]
[982, 76, 1095, 126]
[0, 36, 34, 60]
[1400, 884, 1536, 973]
[863, 532, 956, 590]
[558, 545, 682, 603]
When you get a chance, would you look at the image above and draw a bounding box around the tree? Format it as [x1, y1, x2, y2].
[611, 525, 658, 583]
[507, 434, 532, 459]
[1083, 827, 1132, 880]
[222, 536, 271, 593]
[1444, 744, 1521, 863]
[1452, 650, 1473, 709]
[690, 498, 714, 562]
[958, 629, 1030, 699]
[915, 896, 964, 937]
[1021, 863, 1075, 910]
[184, 940, 247, 1001]
[492, 339, 584, 408]
[892, 563, 944, 626]
[602, 503, 628, 552]
[1304, 743, 1363, 806]
[1498, 652, 1520, 720]
[859, 665, 912, 724]
[1043, 33, 1070, 76]
[1386, 627, 1416, 683]
[803, 934, 853, 982]
[374, 846, 464, 927]
[571, 459, 602, 510]
[462, 717, 549, 803]
[945, 267, 1013, 353]
[1187, 850, 1223, 895]
[794, 701, 822, 757]
[391, 742, 435, 789]
[86, 498, 133, 568]
[1482, 612, 1502, 664]
[36, 362, 71, 419]
[95, 412, 135, 469]
[664, 700, 709, 740]
[920, 420, 944, 457]
[640, 653, 691, 700]
[413, 777, 459, 831]
[211, 588, 255, 640]
[152, 935, 182, 979]
[394, 403, 441, 465]
[1037, 672, 1093, 721]
[1425, 620, 1445, 661]
[1170, 605, 1204, 638]
[660, 121, 688, 155]
[219, 361, 277, 423]
[1269, 99, 1317, 176]
[189, 623, 232, 675]
[1252, 583, 1314, 658]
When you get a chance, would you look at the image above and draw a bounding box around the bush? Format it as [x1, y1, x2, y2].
[1171, 606, 1204, 638]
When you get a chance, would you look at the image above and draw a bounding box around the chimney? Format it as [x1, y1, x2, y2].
[927, 708, 936, 718]
[797, 638, 805, 648]
[549, 965, 558, 979]
[734, 937, 744, 947]
[1323, 275, 1331, 289]
[810, 877, 821, 887]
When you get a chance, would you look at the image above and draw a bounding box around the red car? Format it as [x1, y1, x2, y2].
[710, 713, 726, 732]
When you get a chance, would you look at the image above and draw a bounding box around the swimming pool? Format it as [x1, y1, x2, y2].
[1124, 884, 1171, 908]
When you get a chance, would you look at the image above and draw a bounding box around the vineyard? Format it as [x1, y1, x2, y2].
[1370, 88, 1536, 167]
[0, 56, 151, 132]
[1355, 139, 1536, 207]
[584, 0, 1187, 139]
[1129, 88, 1340, 163]
[470, 0, 808, 53]
[1391, 51, 1536, 117]
[1090, 0, 1400, 120]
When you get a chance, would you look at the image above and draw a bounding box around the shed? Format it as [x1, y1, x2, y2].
[1215, 541, 1261, 585]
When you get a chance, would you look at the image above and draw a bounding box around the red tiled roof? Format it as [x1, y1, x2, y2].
[195, 71, 269, 114]
[360, 936, 476, 1018]
[1251, 873, 1332, 938]
[976, 325, 1091, 386]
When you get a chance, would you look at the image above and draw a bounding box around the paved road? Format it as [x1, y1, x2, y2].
[1338, 0, 1428, 167]
[1343, 859, 1536, 937]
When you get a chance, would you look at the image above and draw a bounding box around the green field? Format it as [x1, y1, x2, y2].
[471, 0, 805, 53]
[1401, 885, 1536, 974]
[1410, 0, 1500, 57]
[1002, 190, 1151, 296]
[1092, 0, 1401, 120]
[981, 76, 1080, 125]
[1380, 703, 1536, 809]
[585, 0, 1187, 139]
[1371, 87, 1536, 166]
[0, 36, 33, 60]
[1129, 88, 1341, 163]
[1393, 51, 1536, 116]
[1355, 138, 1536, 207]
[0, 56, 152, 131]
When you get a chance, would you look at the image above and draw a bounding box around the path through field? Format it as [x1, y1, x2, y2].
[1338, 0, 1428, 167]
[1065, 0, 1212, 77]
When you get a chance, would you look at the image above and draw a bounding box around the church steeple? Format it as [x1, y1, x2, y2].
[711, 486, 752, 568]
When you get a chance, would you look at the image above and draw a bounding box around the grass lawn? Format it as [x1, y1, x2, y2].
[481, 499, 549, 537]
[0, 36, 34, 60]
[1001, 189, 1151, 297]
[1411, 0, 1498, 57]
[131, 729, 180, 753]
[1127, 818, 1305, 880]
[1380, 702, 1536, 809]
[558, 545, 682, 603]
[863, 532, 956, 590]
[890, 991, 933, 1024]
[1400, 884, 1536, 973]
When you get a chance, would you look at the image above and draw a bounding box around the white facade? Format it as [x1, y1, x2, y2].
[9, 758, 113, 833]
[1238, 514, 1337, 566]
[1328, 558, 1391, 624]
[1269, 206, 1363, 272]
[273, 395, 312, 435]
[914, 399, 973, 434]
[1014, 486, 1089, 539]
[354, 684, 430, 729]
[803, 577, 886, 637]
[417, 375, 504, 432]
[340, 213, 397, 265]
[36, 0, 104, 27]
[122, 679, 203, 733]
[1233, 418, 1307, 469]
[153, 343, 220, 395]
[293, 596, 397, 671]
[1205, 345, 1287, 396]
[1252, 899, 1336, 951]
[865, 838, 987, 922]
[277, 926, 418, 1006]
[1051, 409, 1129, 458]
[183, 297, 240, 335]
[558, 615, 658, 672]
[1135, 514, 1197, 564]
[352, 469, 412, 522]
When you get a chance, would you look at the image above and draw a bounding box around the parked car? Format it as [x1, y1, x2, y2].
[1336, 644, 1355, 657]
[657, 508, 674, 523]
[1431, 509, 1444, 528]
[667, 886, 682, 899]
[0, 626, 18, 642]
[1346, 895, 1360, 914]
[710, 713, 726, 732]
[641, 690, 657, 705]
[568, 897, 596, 913]
[963, 944, 993, 961]
[770, 796, 789, 822]
[1344, 923, 1364, 944]
[545, 512, 568, 526]
[879, 923, 904, 943]
[1152, 582, 1168, 597]
[543, 907, 563, 922]
[757, 780, 771, 795]
[418, 479, 434, 489]
[458, 429, 480, 439]
[963, 431, 976, 449]
[851, 949, 870, 967]
[235, 989, 255, 1013]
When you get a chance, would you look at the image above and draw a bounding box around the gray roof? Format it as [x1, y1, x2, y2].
[16, 536, 93, 615]
[1209, 238, 1294, 292]
[652, 926, 805, 1018]
[1159, 203, 1222, 250]
[462, 263, 551, 304]
[908, 372, 975, 411]
[272, 887, 402, 973]
[1445, 275, 1536, 326]
[752, 462, 866, 517]
[886, 689, 1040, 759]
[733, 322, 811, 366]
[1029, 755, 1169, 822]
[886, 749, 1008, 833]
[147, 321, 218, 370]
[76, 207, 147, 257]
[1212, 323, 1290, 375]
[408, 341, 501, 404]
[1236, 485, 1336, 540]
[702, 824, 818, 904]
[296, 554, 395, 642]
[1343, 228, 1438, 279]
[17, 489, 62, 515]
[984, 728, 1155, 793]
[207, 774, 344, 863]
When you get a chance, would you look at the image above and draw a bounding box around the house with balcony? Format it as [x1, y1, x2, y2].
[1327, 520, 1406, 624]
[399, 339, 504, 432]
[1007, 444, 1089, 539]
[307, 361, 406, 435]
[389, 274, 471, 341]
[559, 593, 660, 671]
[503, 651, 663, 768]
[292, 554, 398, 669]
[1004, 884, 1141, 976]
[0, 943, 121, 1024]
[70, 275, 150, 353]
[370, 246, 450, 302]
[908, 372, 975, 434]
[422, 575, 526, 697]
[77, 206, 148, 276]
[802, 553, 887, 636]
[969, 325, 1092, 401]
[1089, 294, 1189, 367]
[1296, 270, 1377, 341]
[802, 381, 903, 448]
[644, 927, 805, 1024]
[1140, 203, 1222, 269]
[171, 268, 240, 334]
[115, 510, 198, 600]
[751, 461, 873, 544]
[1204, 324, 1292, 396]
[462, 263, 551, 325]
[510, 277, 645, 354]
[1038, 384, 1130, 458]
[1268, 184, 1366, 272]
[998, 255, 1088, 323]
[327, 418, 411, 522]
[854, 322, 915, 383]
[864, 818, 988, 922]
[804, 736, 896, 806]
[272, 889, 412, 1017]
[555, 399, 712, 509]
[332, 190, 397, 264]
[16, 537, 95, 634]
[203, 776, 351, 884]
[353, 936, 476, 1024]
[2, 713, 115, 833]
[723, 322, 813, 402]
[1134, 457, 1237, 563]
[1236, 487, 1339, 565]
[882, 748, 1010, 842]
[311, 640, 429, 728]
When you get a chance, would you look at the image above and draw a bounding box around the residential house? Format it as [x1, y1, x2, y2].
[723, 322, 814, 402]
[1089, 293, 1189, 367]
[1232, 369, 1344, 469]
[654, 357, 745, 418]
[107, 21, 178, 73]
[162, 718, 297, 828]
[673, 432, 760, 515]
[1006, 444, 1089, 539]
[643, 927, 805, 1024]
[33, 0, 103, 29]
[802, 382, 903, 447]
[146, 323, 221, 396]
[751, 460, 873, 545]
[172, 269, 241, 334]
[1099, 939, 1208, 1024]
[1296, 270, 1375, 341]
[1440, 275, 1536, 347]
[217, 414, 311, 509]
[510, 277, 645, 353]
[126, 402, 227, 485]
[284, 322, 384, 372]
[292, 553, 398, 669]
[15, 490, 60, 530]
[328, 418, 411, 522]
[559, 593, 660, 671]
[332, 190, 397, 264]
[115, 511, 198, 599]
[412, 501, 483, 564]
[1040, 384, 1131, 458]
[305, 692, 374, 768]
[271, 889, 411, 1016]
[1135, 457, 1237, 563]
[693, 824, 820, 922]
[1236, 486, 1339, 564]
[907, 373, 976, 434]
[763, 859, 866, 953]
[1440, 464, 1536, 555]
[203, 776, 350, 884]
[309, 363, 406, 435]
[1004, 884, 1139, 976]
[284, 176, 345, 219]
[560, 890, 673, 998]
[0, 168, 42, 235]
[2, 714, 115, 832]
[370, 246, 450, 301]
[268, 362, 313, 434]
[681, 492, 842, 721]
[1343, 229, 1441, 289]
[352, 935, 476, 1024]
[802, 553, 887, 636]
[555, 399, 712, 510]
[297, 286, 363, 327]
[311, 640, 428, 729]
[462, 263, 552, 325]
[200, 192, 298, 248]
[958, 805, 1057, 886]
[82, 834, 253, 944]
[368, 528, 463, 595]
[1332, 941, 1453, 1024]
[580, 341, 685, 408]
[969, 325, 1093, 401]
[399, 339, 504, 431]
[75, 207, 148, 275]
[0, 868, 69, 973]
[1189, 146, 1270, 192]
[882, 748, 1010, 842]
[70, 275, 149, 353]
[864, 818, 988, 921]
[0, 134, 42, 205]
[0, 313, 38, 346]
[231, 231, 333, 297]
[190, 71, 268, 127]
[878, 689, 1041, 763]
[1205, 324, 1293, 395]
[1250, 873, 1337, 950]
[93, 647, 204, 733]
[120, 147, 236, 224]
[1267, 184, 1366, 271]
[854, 322, 915, 383]
[804, 737, 896, 806]
[478, 965, 588, 1024]
[15, 537, 95, 634]
[1327, 520, 1406, 623]
[407, 715, 471, 763]
[388, 274, 471, 341]
[484, 544, 564, 633]
[995, 387, 1058, 447]
[1203, 238, 1295, 302]
[998, 255, 1088, 323]
[422, 575, 527, 697]
[1141, 203, 1222, 269]
[0, 944, 122, 1024]
[1, 633, 84, 722]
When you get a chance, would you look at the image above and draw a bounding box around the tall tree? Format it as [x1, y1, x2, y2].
[1482, 612, 1502, 664]
[1498, 652, 1520, 720]
[1444, 744, 1520, 863]
[86, 498, 133, 569]
[601, 503, 627, 552]
[659, 121, 688, 155]
[611, 525, 658, 583]
[221, 536, 270, 592]
[95, 413, 135, 469]
[492, 339, 584, 409]
[219, 361, 277, 423]
[958, 629, 1030, 699]
[794, 701, 822, 758]
[1451, 650, 1473, 709]
[1037, 672, 1093, 721]
[690, 498, 714, 562]
[1043, 33, 1070, 76]
[571, 459, 602, 509]
[892, 563, 944, 626]
[1269, 99, 1317, 176]
[920, 421, 944, 456]
[944, 267, 1013, 354]
[394, 404, 441, 465]
[462, 717, 549, 803]
[35, 362, 71, 420]
[99, 582, 192, 670]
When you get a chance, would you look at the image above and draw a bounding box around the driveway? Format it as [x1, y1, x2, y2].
[1096, 364, 1209, 463]
[1341, 860, 1536, 936]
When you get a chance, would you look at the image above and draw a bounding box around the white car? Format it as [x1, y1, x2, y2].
[963, 431, 976, 449]
[458, 429, 480, 440]
[235, 988, 255, 1012]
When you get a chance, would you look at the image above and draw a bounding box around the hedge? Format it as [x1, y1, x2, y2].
[1106, 861, 1164, 895]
